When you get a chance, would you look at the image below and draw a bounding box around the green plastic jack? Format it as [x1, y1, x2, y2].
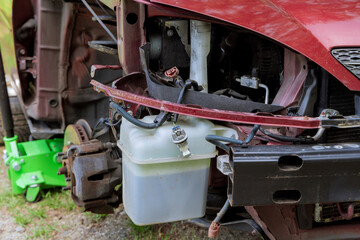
[3, 135, 66, 202]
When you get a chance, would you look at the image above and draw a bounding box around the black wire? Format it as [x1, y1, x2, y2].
[104, 118, 122, 127]
[259, 127, 313, 143]
[205, 136, 230, 152]
[174, 80, 193, 123]
[206, 125, 260, 153]
[110, 102, 158, 129]
[91, 117, 108, 138]
[110, 102, 169, 129]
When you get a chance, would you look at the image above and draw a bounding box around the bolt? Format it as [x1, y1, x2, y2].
[19, 49, 25, 55]
[20, 159, 25, 164]
[65, 177, 71, 182]
[90, 65, 96, 78]
[31, 175, 38, 181]
[12, 162, 21, 171]
[57, 152, 65, 157]
[57, 167, 67, 175]
[167, 29, 174, 37]
[127, 110, 133, 116]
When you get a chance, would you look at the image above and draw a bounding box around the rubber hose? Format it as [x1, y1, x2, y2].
[0, 51, 14, 138]
[110, 102, 159, 129]
[206, 125, 260, 152]
[259, 127, 303, 143]
[214, 199, 230, 224]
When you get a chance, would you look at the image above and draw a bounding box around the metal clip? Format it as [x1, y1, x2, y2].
[171, 126, 191, 157]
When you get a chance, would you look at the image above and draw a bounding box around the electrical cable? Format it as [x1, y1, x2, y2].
[110, 102, 168, 129]
[214, 199, 230, 224]
[259, 127, 315, 143]
[174, 80, 193, 123]
[206, 125, 260, 153]
[208, 199, 231, 238]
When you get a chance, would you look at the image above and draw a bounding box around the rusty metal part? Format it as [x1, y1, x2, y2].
[117, 0, 146, 74]
[81, 0, 116, 42]
[208, 221, 220, 239]
[312, 202, 360, 223]
[57, 166, 67, 175]
[61, 123, 91, 181]
[10, 1, 119, 138]
[63, 124, 90, 152]
[22, 0, 63, 123]
[248, 205, 360, 240]
[75, 119, 93, 139]
[337, 203, 355, 220]
[90, 64, 122, 78]
[90, 75, 321, 129]
[88, 40, 118, 56]
[60, 139, 122, 214]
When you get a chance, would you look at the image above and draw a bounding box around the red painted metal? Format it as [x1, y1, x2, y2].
[90, 73, 321, 129]
[245, 206, 276, 240]
[90, 64, 122, 78]
[23, 0, 63, 121]
[142, 0, 360, 91]
[117, 0, 146, 74]
[337, 203, 355, 221]
[252, 205, 360, 240]
[272, 49, 308, 107]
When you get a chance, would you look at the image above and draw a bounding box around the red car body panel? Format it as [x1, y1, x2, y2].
[90, 77, 321, 129]
[145, 0, 360, 91]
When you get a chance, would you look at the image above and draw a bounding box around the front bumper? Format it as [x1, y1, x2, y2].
[229, 143, 360, 206]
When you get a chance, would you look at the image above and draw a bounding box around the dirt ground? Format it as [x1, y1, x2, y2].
[0, 146, 259, 239]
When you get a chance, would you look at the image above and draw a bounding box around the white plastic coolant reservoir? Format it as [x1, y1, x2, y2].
[119, 115, 235, 225]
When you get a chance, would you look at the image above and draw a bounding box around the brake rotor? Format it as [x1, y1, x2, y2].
[63, 123, 90, 152]
[75, 119, 93, 139]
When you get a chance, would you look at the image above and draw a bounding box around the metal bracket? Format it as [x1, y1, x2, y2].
[319, 109, 360, 128]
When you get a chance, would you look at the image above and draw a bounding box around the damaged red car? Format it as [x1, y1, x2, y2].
[1, 0, 360, 239]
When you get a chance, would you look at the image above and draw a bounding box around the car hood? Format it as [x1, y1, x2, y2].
[147, 0, 360, 90]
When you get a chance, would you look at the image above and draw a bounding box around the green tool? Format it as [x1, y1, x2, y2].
[0, 51, 65, 202]
[3, 136, 66, 202]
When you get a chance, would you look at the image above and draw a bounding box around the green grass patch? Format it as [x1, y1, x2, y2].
[39, 189, 76, 212]
[27, 220, 57, 240]
[129, 220, 154, 239]
[128, 219, 177, 240]
[0, 186, 77, 238]
[83, 211, 108, 223]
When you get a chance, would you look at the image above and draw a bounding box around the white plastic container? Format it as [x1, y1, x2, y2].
[190, 20, 211, 93]
[119, 115, 235, 225]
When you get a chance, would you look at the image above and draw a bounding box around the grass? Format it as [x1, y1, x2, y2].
[0, 187, 77, 239]
[83, 212, 108, 223]
[128, 219, 176, 240]
[39, 190, 76, 212]
[28, 221, 57, 240]
[0, 183, 115, 239]
[129, 220, 154, 239]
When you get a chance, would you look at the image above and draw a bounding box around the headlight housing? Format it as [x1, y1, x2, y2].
[331, 48, 360, 79]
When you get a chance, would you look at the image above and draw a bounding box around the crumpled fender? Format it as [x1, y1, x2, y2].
[144, 0, 360, 91]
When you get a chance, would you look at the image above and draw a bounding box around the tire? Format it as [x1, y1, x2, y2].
[0, 96, 30, 144]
